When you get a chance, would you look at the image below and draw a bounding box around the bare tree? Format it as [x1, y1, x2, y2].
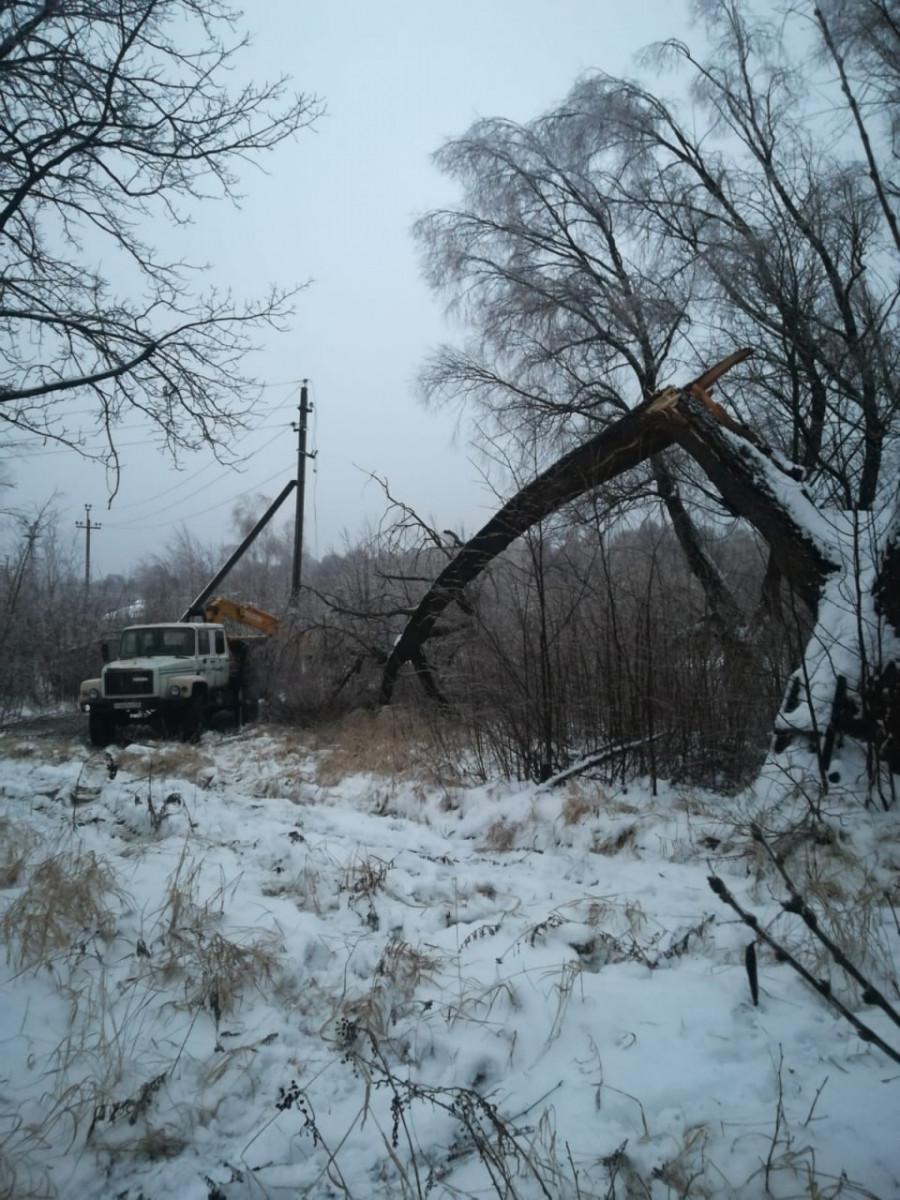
[415, 91, 746, 641]
[0, 0, 321, 491]
[390, 1, 900, 794]
[634, 1, 900, 510]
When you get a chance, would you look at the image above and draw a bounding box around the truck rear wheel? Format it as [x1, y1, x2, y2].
[181, 693, 205, 742]
[88, 709, 115, 748]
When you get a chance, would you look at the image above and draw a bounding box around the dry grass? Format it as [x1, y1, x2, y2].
[374, 939, 440, 1003]
[309, 708, 466, 788]
[340, 853, 391, 898]
[141, 848, 282, 1018]
[746, 821, 900, 1000]
[560, 786, 598, 825]
[798, 875, 897, 999]
[177, 929, 281, 1017]
[483, 819, 523, 851]
[721, 821, 900, 1020]
[0, 739, 41, 760]
[671, 792, 711, 816]
[335, 938, 441, 1055]
[1, 850, 127, 969]
[563, 785, 645, 824]
[591, 823, 638, 855]
[116, 741, 217, 784]
[0, 818, 34, 888]
[340, 1034, 598, 1199]
[0, 739, 78, 765]
[0, 837, 284, 1196]
[0, 1084, 89, 1200]
[216, 731, 311, 801]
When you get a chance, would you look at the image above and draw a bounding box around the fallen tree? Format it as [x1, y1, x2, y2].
[380, 351, 899, 797]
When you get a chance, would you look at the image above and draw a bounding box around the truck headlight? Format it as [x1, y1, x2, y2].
[169, 684, 182, 697]
[88, 688, 100, 700]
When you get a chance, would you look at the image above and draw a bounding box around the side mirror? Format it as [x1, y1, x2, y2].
[100, 641, 110, 663]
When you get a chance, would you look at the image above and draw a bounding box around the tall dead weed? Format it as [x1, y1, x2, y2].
[309, 708, 466, 787]
[1, 850, 127, 969]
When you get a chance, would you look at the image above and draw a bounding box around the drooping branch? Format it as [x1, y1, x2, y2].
[379, 399, 671, 704]
[380, 348, 842, 703]
[650, 455, 747, 641]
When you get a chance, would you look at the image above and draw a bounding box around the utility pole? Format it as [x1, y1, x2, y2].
[76, 504, 101, 589]
[21, 521, 39, 589]
[291, 381, 316, 599]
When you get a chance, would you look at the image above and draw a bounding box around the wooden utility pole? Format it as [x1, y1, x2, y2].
[291, 381, 315, 599]
[75, 504, 101, 589]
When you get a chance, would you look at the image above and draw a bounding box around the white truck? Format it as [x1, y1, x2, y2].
[80, 478, 295, 748]
[79, 618, 261, 746]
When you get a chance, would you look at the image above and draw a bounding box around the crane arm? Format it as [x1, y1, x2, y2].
[203, 596, 280, 635]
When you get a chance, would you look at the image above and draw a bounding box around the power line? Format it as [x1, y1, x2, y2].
[0, 424, 287, 462]
[109, 397, 299, 512]
[106, 427, 291, 526]
[0, 378, 307, 423]
[104, 463, 293, 532]
[308, 378, 320, 559]
[0, 384, 301, 463]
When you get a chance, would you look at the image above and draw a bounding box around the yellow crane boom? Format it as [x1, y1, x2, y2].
[202, 596, 280, 636]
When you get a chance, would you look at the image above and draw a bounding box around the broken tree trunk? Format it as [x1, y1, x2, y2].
[380, 351, 899, 782]
[378, 391, 675, 704]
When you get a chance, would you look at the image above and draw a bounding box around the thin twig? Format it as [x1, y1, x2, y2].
[707, 873, 900, 1064]
[751, 824, 900, 1031]
[803, 1076, 829, 1127]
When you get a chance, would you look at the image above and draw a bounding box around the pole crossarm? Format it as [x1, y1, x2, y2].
[75, 503, 101, 589]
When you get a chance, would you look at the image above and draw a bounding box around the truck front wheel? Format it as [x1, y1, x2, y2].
[88, 709, 116, 748]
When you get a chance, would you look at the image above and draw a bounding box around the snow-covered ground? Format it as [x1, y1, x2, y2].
[0, 717, 897, 1199]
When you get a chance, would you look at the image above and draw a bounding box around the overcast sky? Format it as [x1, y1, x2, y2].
[5, 0, 686, 578]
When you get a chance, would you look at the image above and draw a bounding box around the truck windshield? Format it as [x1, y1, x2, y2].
[120, 627, 196, 658]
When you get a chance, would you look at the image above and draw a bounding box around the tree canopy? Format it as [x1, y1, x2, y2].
[0, 0, 320, 490]
[417, 1, 899, 514]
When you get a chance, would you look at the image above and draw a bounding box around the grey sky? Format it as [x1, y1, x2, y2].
[5, 0, 683, 577]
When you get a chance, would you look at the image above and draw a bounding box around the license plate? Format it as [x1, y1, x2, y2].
[114, 701, 141, 710]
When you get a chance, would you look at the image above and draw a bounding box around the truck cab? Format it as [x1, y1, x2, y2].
[80, 622, 238, 746]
